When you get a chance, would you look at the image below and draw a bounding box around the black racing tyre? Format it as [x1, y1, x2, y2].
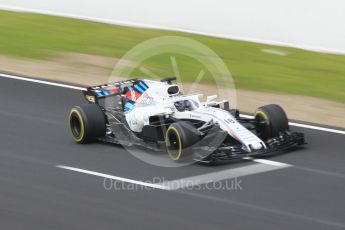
[69, 104, 106, 144]
[254, 104, 289, 140]
[165, 121, 200, 162]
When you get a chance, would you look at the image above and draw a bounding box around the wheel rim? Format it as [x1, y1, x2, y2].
[255, 111, 270, 140]
[69, 109, 84, 142]
[70, 115, 81, 137]
[166, 128, 182, 161]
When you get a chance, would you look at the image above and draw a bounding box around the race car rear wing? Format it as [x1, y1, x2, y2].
[83, 79, 137, 103]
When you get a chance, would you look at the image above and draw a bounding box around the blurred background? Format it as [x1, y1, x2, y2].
[0, 0, 344, 127]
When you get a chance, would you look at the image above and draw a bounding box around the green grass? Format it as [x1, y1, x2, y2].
[1, 10, 345, 103]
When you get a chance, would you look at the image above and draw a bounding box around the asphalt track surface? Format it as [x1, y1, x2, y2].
[0, 76, 345, 230]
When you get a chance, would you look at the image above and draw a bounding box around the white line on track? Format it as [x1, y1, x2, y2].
[243, 157, 292, 167]
[0, 73, 87, 91]
[240, 114, 345, 135]
[57, 162, 291, 191]
[1, 72, 344, 135]
[159, 163, 291, 190]
[56, 165, 170, 190]
[288, 122, 345, 135]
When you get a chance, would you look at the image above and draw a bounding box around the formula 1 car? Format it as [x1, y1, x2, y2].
[69, 77, 305, 163]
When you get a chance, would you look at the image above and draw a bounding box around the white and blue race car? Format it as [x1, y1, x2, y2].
[69, 77, 305, 163]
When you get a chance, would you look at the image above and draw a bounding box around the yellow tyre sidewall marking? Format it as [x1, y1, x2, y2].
[166, 127, 182, 161]
[69, 108, 85, 142]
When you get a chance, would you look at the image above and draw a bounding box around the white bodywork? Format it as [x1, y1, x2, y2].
[125, 80, 266, 152]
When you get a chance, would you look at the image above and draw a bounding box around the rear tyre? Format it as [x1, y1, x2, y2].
[255, 104, 289, 140]
[69, 104, 106, 144]
[165, 121, 200, 162]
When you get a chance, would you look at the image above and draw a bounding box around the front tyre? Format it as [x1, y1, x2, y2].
[255, 104, 289, 140]
[165, 122, 200, 162]
[69, 104, 106, 144]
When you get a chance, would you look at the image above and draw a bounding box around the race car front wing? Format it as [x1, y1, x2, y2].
[193, 126, 305, 163]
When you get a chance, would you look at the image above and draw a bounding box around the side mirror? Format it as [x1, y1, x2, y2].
[206, 95, 217, 103]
